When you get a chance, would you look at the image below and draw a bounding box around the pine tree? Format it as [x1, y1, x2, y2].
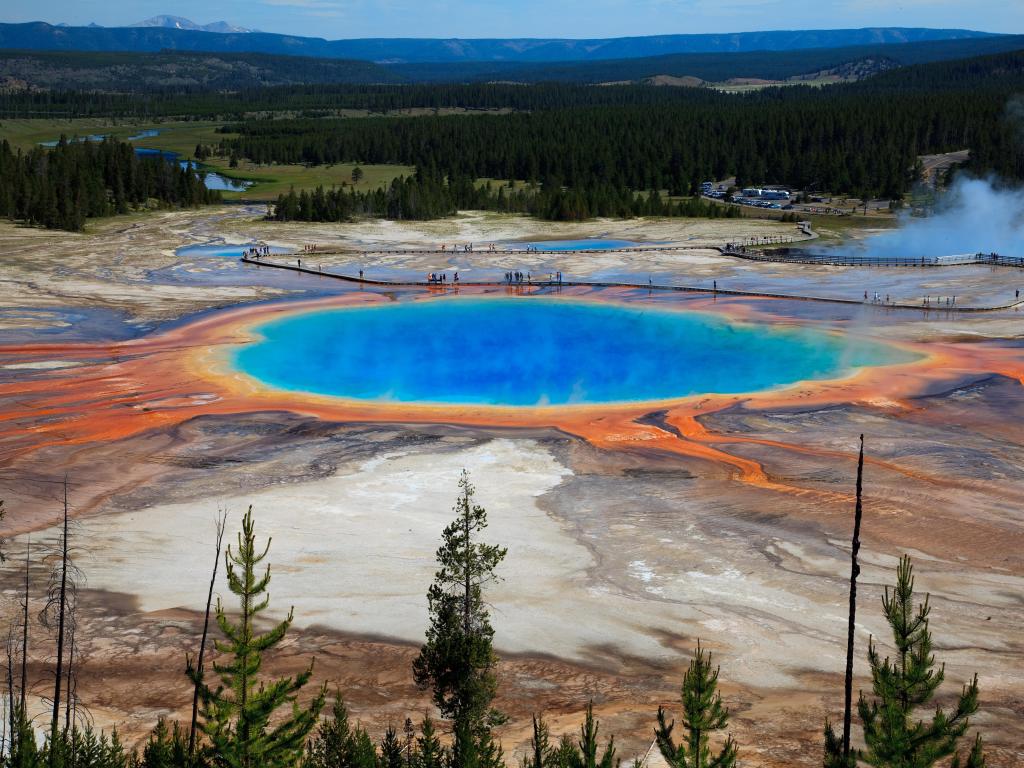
[568, 703, 616, 768]
[380, 725, 404, 768]
[951, 735, 986, 768]
[304, 700, 380, 768]
[412, 470, 507, 768]
[140, 719, 191, 768]
[550, 736, 578, 768]
[857, 555, 982, 768]
[304, 694, 378, 768]
[9, 706, 39, 768]
[655, 643, 737, 768]
[192, 506, 326, 768]
[526, 714, 554, 768]
[823, 724, 852, 768]
[414, 716, 445, 768]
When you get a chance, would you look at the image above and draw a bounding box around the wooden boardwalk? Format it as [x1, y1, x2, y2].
[240, 256, 1024, 314]
[723, 246, 1024, 269]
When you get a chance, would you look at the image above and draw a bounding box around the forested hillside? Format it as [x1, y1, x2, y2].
[388, 34, 1024, 83]
[0, 137, 220, 230]
[0, 50, 401, 92]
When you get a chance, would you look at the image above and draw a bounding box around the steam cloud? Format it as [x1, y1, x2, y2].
[846, 176, 1024, 258]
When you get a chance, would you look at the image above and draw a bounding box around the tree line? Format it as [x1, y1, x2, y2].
[0, 451, 991, 768]
[0, 81, 736, 121]
[270, 172, 744, 223]
[0, 138, 221, 231]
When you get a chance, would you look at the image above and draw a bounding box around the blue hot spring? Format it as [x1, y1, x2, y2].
[510, 239, 661, 251]
[232, 298, 917, 406]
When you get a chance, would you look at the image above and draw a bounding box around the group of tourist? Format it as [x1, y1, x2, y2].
[922, 295, 957, 307]
[865, 292, 960, 307]
[439, 243, 497, 253]
[244, 245, 272, 259]
[436, 243, 512, 253]
[428, 272, 458, 284]
[301, 243, 318, 253]
[502, 270, 565, 284]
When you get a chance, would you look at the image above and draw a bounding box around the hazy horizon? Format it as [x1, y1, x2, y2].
[3, 1, 1022, 40]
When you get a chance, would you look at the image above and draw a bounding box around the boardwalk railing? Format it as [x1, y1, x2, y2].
[240, 256, 1024, 314]
[722, 247, 1024, 269]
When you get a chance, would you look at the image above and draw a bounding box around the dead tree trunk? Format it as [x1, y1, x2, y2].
[19, 537, 29, 719]
[6, 627, 15, 758]
[49, 480, 69, 765]
[841, 435, 865, 759]
[63, 618, 74, 737]
[189, 511, 228, 758]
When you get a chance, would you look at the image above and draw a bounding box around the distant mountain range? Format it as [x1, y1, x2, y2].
[4, 34, 1022, 92]
[128, 16, 256, 34]
[388, 35, 1024, 84]
[0, 23, 1000, 64]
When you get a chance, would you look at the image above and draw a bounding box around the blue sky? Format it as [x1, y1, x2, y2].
[5, 0, 1023, 39]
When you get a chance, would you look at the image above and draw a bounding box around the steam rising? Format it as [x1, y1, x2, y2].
[846, 177, 1024, 258]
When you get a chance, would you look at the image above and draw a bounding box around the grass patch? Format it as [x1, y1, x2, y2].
[201, 158, 415, 201]
[0, 118, 229, 153]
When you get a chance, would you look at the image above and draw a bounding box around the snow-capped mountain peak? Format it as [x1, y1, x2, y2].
[129, 16, 255, 33]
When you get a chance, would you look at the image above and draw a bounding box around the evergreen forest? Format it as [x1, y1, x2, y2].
[0, 138, 221, 231]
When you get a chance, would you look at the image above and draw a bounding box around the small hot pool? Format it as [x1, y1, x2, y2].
[176, 242, 290, 259]
[232, 298, 918, 406]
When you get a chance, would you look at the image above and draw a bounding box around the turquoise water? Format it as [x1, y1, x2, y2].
[233, 299, 916, 406]
[510, 239, 661, 251]
[176, 242, 289, 259]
